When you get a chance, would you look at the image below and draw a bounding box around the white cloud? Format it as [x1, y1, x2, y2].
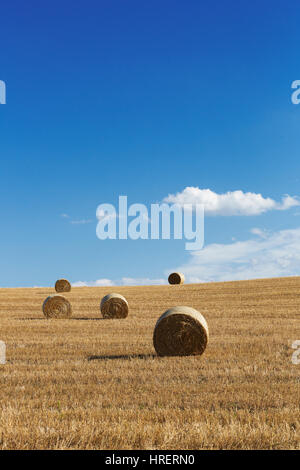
[250, 227, 268, 238]
[72, 279, 113, 287]
[278, 195, 300, 211]
[72, 281, 88, 287]
[72, 277, 166, 287]
[70, 219, 93, 225]
[120, 277, 166, 286]
[164, 187, 299, 216]
[61, 213, 93, 225]
[170, 227, 300, 282]
[94, 279, 114, 286]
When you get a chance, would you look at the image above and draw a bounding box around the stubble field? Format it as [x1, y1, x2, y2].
[0, 276, 299, 450]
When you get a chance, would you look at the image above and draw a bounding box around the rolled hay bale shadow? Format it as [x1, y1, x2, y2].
[42, 295, 72, 319]
[55, 278, 71, 293]
[168, 272, 185, 285]
[100, 293, 128, 319]
[153, 306, 209, 357]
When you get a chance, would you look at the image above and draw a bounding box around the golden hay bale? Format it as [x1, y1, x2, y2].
[55, 279, 71, 293]
[168, 272, 185, 285]
[100, 293, 128, 319]
[153, 306, 209, 356]
[42, 295, 72, 319]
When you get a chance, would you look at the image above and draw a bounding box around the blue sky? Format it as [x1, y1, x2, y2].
[1, 0, 300, 287]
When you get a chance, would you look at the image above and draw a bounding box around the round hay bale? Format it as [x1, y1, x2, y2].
[153, 306, 209, 356]
[42, 295, 72, 319]
[168, 272, 185, 285]
[100, 293, 128, 319]
[55, 279, 71, 293]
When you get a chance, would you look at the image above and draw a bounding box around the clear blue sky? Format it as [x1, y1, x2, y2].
[1, 0, 300, 287]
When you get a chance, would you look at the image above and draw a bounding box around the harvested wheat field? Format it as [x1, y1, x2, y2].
[0, 276, 300, 450]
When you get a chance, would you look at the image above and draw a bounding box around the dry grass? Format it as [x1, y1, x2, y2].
[0, 276, 299, 450]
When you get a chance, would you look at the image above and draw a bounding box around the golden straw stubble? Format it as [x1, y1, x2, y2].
[168, 272, 185, 285]
[100, 293, 128, 319]
[42, 295, 72, 319]
[55, 279, 71, 293]
[153, 306, 209, 357]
